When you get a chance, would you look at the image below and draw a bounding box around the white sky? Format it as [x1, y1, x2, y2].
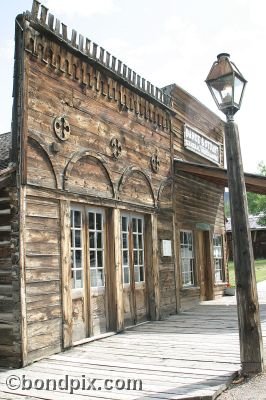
[1, 0, 265, 173]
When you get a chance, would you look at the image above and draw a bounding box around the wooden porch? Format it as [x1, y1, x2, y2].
[0, 291, 265, 400]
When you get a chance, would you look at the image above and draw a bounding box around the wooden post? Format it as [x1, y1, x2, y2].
[145, 214, 160, 320]
[225, 120, 264, 374]
[113, 208, 124, 332]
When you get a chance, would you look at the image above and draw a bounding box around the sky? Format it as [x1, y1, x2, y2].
[0, 0, 265, 173]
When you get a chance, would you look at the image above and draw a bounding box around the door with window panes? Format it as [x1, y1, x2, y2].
[70, 206, 108, 343]
[121, 214, 147, 326]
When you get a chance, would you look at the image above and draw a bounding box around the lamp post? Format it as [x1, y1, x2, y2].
[206, 53, 264, 374]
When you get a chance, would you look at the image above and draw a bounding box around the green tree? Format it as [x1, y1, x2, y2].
[247, 162, 266, 225]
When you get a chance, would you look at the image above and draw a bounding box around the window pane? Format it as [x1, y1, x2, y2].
[97, 232, 102, 249]
[133, 234, 138, 249]
[75, 230, 81, 248]
[140, 266, 144, 282]
[90, 232, 95, 249]
[139, 250, 143, 265]
[75, 250, 82, 268]
[122, 216, 128, 232]
[122, 233, 128, 249]
[138, 219, 142, 233]
[89, 212, 95, 230]
[90, 250, 96, 268]
[74, 210, 81, 228]
[138, 234, 143, 249]
[132, 218, 137, 232]
[97, 251, 103, 268]
[96, 213, 102, 230]
[123, 267, 130, 284]
[123, 250, 129, 266]
[133, 250, 138, 265]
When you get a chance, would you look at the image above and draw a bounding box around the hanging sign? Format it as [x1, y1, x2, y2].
[184, 125, 221, 165]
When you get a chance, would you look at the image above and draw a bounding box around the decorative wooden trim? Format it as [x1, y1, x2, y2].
[63, 150, 115, 197]
[118, 166, 155, 207]
[28, 135, 59, 188]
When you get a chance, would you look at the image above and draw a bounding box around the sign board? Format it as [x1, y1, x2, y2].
[161, 240, 172, 257]
[184, 125, 221, 165]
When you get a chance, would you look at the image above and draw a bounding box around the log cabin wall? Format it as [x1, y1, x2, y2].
[164, 84, 227, 310]
[0, 183, 22, 368]
[15, 1, 173, 365]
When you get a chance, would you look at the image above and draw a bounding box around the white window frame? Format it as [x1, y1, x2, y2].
[121, 215, 130, 285]
[121, 213, 145, 286]
[70, 207, 84, 291]
[87, 207, 105, 288]
[180, 230, 195, 287]
[213, 234, 224, 283]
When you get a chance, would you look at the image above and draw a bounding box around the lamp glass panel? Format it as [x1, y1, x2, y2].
[209, 75, 234, 106]
[234, 76, 245, 105]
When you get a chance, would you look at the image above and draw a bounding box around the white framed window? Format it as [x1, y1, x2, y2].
[121, 215, 130, 285]
[132, 216, 145, 283]
[213, 234, 224, 282]
[71, 209, 83, 289]
[121, 214, 145, 285]
[88, 209, 105, 288]
[180, 230, 195, 286]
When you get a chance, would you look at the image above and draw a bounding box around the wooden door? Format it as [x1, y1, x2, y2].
[121, 214, 147, 326]
[70, 206, 108, 344]
[198, 230, 213, 301]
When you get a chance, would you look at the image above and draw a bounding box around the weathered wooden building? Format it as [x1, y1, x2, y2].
[226, 215, 266, 260]
[0, 1, 230, 368]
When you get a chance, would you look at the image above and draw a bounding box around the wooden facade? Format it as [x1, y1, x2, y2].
[0, 1, 228, 368]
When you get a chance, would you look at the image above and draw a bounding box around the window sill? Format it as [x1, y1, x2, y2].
[181, 286, 200, 291]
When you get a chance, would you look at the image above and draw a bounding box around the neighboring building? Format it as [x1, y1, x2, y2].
[1, 1, 266, 368]
[226, 215, 266, 260]
[0, 132, 11, 169]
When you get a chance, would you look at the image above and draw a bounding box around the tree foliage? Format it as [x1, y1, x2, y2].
[247, 162, 266, 225]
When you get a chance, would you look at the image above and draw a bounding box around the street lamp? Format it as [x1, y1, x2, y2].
[206, 53, 264, 374]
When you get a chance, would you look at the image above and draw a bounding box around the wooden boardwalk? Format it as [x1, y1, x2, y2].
[0, 293, 265, 400]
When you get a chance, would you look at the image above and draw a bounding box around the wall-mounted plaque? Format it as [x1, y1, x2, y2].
[161, 240, 172, 257]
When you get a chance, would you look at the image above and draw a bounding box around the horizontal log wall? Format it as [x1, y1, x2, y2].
[0, 187, 21, 367]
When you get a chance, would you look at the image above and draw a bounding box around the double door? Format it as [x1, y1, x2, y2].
[68, 207, 148, 344]
[70, 206, 108, 342]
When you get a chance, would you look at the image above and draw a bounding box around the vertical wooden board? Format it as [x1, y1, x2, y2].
[145, 214, 160, 321]
[60, 200, 72, 348]
[113, 208, 124, 331]
[20, 186, 28, 366]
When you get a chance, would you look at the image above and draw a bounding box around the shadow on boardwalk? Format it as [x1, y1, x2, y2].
[0, 295, 265, 400]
